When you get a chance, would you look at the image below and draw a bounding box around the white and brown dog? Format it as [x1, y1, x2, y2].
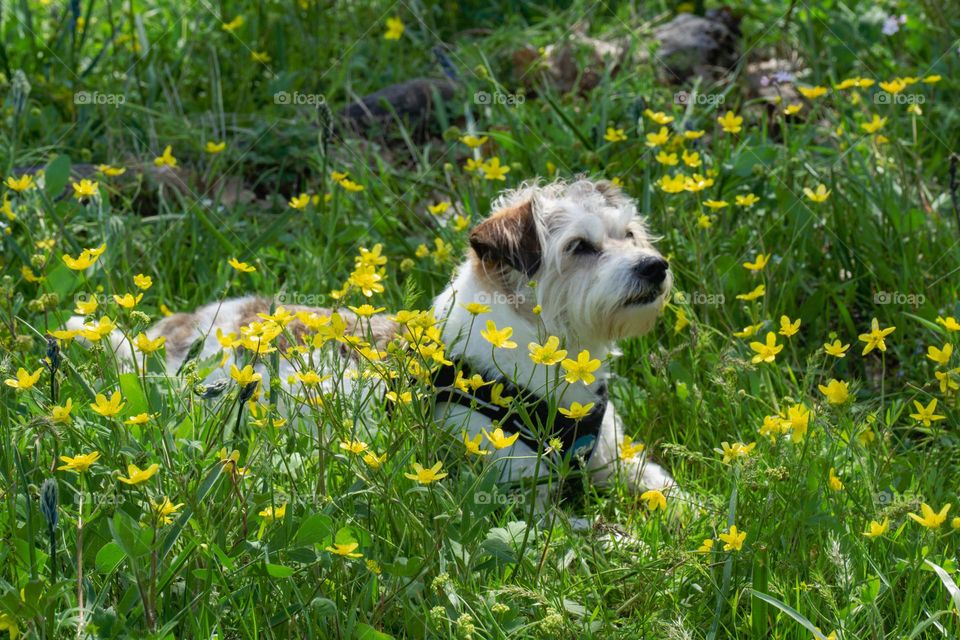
[81, 177, 676, 503]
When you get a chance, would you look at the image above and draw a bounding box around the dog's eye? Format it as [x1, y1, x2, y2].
[625, 230, 635, 240]
[569, 239, 599, 256]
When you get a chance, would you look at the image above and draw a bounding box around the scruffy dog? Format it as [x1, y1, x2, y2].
[82, 178, 676, 502]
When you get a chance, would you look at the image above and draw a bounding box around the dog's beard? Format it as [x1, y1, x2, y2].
[535, 262, 671, 343]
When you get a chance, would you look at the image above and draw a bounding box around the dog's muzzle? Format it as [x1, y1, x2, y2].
[624, 257, 669, 305]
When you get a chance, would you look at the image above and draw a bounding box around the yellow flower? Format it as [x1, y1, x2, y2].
[936, 316, 960, 331]
[97, 164, 127, 177]
[125, 413, 152, 426]
[221, 15, 244, 31]
[862, 518, 889, 538]
[250, 51, 271, 63]
[383, 16, 405, 40]
[683, 130, 705, 140]
[681, 149, 701, 167]
[113, 292, 143, 309]
[230, 364, 263, 386]
[818, 379, 850, 404]
[62, 245, 105, 270]
[749, 332, 782, 364]
[481, 321, 517, 349]
[638, 109, 671, 126]
[428, 201, 451, 215]
[259, 503, 287, 521]
[858, 318, 895, 355]
[908, 503, 951, 529]
[735, 193, 760, 207]
[783, 103, 803, 115]
[803, 184, 831, 203]
[288, 193, 310, 210]
[133, 274, 153, 290]
[879, 78, 906, 94]
[481, 157, 510, 181]
[926, 343, 953, 366]
[133, 333, 166, 353]
[528, 336, 567, 365]
[935, 370, 960, 394]
[923, 75, 942, 84]
[71, 179, 99, 199]
[717, 111, 743, 133]
[326, 542, 363, 558]
[339, 440, 368, 455]
[779, 315, 801, 337]
[640, 489, 667, 511]
[154, 145, 177, 168]
[4, 367, 43, 390]
[909, 398, 945, 426]
[717, 441, 756, 463]
[561, 350, 602, 385]
[645, 127, 670, 147]
[490, 383, 513, 408]
[404, 461, 447, 484]
[828, 468, 844, 491]
[90, 391, 125, 417]
[736, 284, 766, 301]
[151, 497, 184, 525]
[697, 214, 713, 229]
[461, 302, 491, 315]
[348, 304, 385, 317]
[604, 127, 627, 142]
[57, 451, 100, 473]
[460, 135, 487, 148]
[118, 462, 159, 485]
[620, 435, 645, 460]
[655, 151, 678, 166]
[205, 141, 226, 154]
[483, 427, 520, 450]
[783, 403, 811, 442]
[228, 258, 256, 273]
[718, 525, 746, 551]
[674, 308, 690, 333]
[558, 401, 594, 420]
[704, 199, 727, 210]
[742, 253, 770, 271]
[860, 115, 887, 134]
[51, 398, 73, 424]
[733, 323, 764, 339]
[463, 432, 490, 456]
[362, 451, 387, 469]
[798, 85, 828, 99]
[697, 538, 714, 553]
[6, 174, 36, 192]
[659, 173, 687, 194]
[338, 178, 364, 192]
[823, 340, 849, 357]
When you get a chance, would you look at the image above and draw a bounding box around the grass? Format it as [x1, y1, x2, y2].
[2, 0, 960, 638]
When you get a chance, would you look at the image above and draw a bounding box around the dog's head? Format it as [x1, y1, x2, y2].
[469, 178, 671, 342]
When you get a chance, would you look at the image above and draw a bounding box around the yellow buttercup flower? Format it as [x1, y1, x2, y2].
[717, 111, 743, 133]
[205, 141, 226, 154]
[288, 193, 310, 209]
[6, 174, 36, 192]
[230, 364, 262, 386]
[620, 435, 645, 460]
[404, 461, 447, 484]
[57, 451, 100, 473]
[828, 468, 844, 491]
[798, 85, 828, 99]
[133, 273, 153, 290]
[154, 145, 177, 168]
[643, 109, 674, 124]
[481, 157, 510, 181]
[823, 340, 849, 357]
[134, 333, 166, 353]
[561, 350, 601, 385]
[926, 343, 953, 366]
[4, 367, 43, 390]
[640, 489, 666, 511]
[528, 336, 567, 365]
[908, 503, 951, 529]
[604, 127, 627, 142]
[97, 164, 127, 177]
[818, 379, 850, 404]
[463, 432, 490, 456]
[718, 525, 746, 551]
[90, 391, 125, 417]
[858, 318, 895, 355]
[118, 462, 159, 485]
[259, 503, 287, 521]
[151, 497, 184, 525]
[779, 315, 801, 337]
[71, 179, 99, 199]
[559, 401, 594, 420]
[749, 332, 783, 364]
[909, 398, 945, 426]
[51, 398, 74, 424]
[326, 542, 363, 558]
[461, 302, 491, 315]
[483, 427, 520, 450]
[383, 16, 405, 40]
[742, 253, 770, 271]
[645, 127, 670, 147]
[862, 518, 889, 538]
[936, 316, 960, 332]
[736, 284, 766, 301]
[228, 258, 256, 273]
[113, 292, 143, 309]
[460, 135, 487, 149]
[860, 115, 887, 134]
[803, 184, 831, 203]
[222, 15, 244, 31]
[735, 193, 760, 207]
[717, 441, 756, 463]
[481, 321, 517, 349]
[696, 538, 714, 553]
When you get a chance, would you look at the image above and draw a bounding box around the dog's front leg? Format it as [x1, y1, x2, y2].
[587, 400, 677, 494]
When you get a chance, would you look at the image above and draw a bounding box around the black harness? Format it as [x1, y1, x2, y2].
[432, 358, 607, 468]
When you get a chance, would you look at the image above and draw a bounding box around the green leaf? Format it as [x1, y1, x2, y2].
[109, 512, 152, 558]
[265, 563, 294, 578]
[293, 513, 334, 546]
[118, 372, 149, 416]
[44, 155, 72, 197]
[95, 542, 126, 573]
[750, 590, 828, 639]
[354, 623, 394, 640]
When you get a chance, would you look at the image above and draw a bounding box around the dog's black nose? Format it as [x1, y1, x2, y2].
[635, 256, 669, 284]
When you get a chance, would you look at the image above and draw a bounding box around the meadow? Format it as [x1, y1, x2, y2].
[1, 0, 960, 638]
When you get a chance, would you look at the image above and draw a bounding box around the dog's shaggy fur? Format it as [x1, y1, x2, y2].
[80, 177, 676, 500]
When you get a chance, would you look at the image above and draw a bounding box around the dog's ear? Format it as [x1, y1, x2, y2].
[469, 199, 541, 277]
